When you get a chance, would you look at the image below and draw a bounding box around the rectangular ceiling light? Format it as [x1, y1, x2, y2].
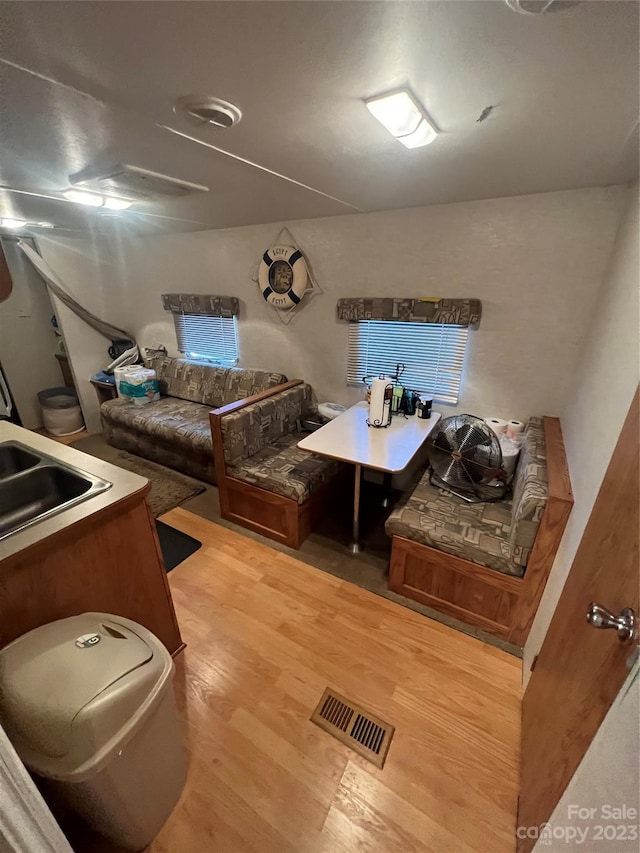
[63, 189, 104, 207]
[70, 164, 209, 201]
[62, 189, 132, 210]
[0, 218, 27, 229]
[102, 197, 133, 210]
[366, 89, 438, 148]
[0, 218, 54, 230]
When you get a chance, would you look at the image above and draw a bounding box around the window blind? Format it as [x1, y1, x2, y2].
[347, 320, 469, 404]
[173, 313, 239, 365]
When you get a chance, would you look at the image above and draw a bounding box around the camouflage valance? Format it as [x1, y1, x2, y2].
[161, 293, 239, 317]
[336, 298, 482, 329]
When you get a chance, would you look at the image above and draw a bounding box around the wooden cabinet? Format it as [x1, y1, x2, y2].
[55, 353, 75, 389]
[0, 488, 184, 655]
[0, 244, 11, 303]
[90, 377, 118, 406]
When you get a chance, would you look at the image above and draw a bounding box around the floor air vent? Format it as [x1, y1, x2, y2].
[310, 688, 394, 768]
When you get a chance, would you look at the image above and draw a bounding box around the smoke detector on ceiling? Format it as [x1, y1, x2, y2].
[68, 164, 209, 202]
[174, 95, 242, 129]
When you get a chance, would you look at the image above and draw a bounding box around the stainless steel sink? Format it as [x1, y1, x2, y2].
[0, 440, 112, 540]
[0, 444, 40, 479]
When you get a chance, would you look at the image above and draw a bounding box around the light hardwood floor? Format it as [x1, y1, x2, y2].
[35, 428, 89, 445]
[151, 507, 522, 853]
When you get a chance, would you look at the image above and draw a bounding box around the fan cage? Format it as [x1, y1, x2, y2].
[427, 414, 509, 503]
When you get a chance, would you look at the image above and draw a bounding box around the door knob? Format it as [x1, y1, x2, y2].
[586, 603, 637, 644]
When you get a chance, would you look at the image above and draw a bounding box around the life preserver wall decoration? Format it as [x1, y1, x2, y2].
[258, 245, 309, 310]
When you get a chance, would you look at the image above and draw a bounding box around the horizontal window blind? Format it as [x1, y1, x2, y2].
[347, 320, 468, 404]
[174, 313, 239, 365]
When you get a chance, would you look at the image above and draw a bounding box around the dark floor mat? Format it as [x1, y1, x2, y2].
[156, 520, 202, 572]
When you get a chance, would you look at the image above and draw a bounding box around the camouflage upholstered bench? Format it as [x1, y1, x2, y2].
[210, 382, 344, 548]
[386, 417, 573, 647]
[101, 356, 288, 484]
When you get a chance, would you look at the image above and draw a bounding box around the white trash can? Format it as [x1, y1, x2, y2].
[0, 613, 187, 851]
[38, 387, 85, 436]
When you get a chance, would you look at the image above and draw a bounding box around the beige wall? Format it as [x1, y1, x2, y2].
[523, 190, 639, 680]
[35, 184, 628, 454]
[36, 236, 131, 433]
[92, 187, 627, 423]
[0, 240, 62, 429]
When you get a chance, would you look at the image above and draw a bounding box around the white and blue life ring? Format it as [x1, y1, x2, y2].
[258, 245, 308, 309]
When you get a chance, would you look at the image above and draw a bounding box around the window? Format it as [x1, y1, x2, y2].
[347, 320, 469, 404]
[173, 313, 239, 365]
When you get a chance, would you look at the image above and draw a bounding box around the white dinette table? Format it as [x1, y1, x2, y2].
[297, 401, 440, 552]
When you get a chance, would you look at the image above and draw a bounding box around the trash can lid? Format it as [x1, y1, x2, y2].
[0, 613, 165, 768]
[37, 387, 79, 408]
[317, 402, 346, 420]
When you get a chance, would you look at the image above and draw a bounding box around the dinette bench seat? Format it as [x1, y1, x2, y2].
[386, 417, 573, 646]
[210, 381, 344, 548]
[228, 433, 339, 504]
[386, 484, 522, 576]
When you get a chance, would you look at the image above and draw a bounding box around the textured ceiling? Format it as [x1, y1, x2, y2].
[0, 0, 637, 236]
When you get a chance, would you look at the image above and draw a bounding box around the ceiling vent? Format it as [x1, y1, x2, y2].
[505, 0, 581, 13]
[69, 164, 209, 202]
[174, 95, 242, 129]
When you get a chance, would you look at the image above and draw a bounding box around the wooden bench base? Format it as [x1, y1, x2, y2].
[389, 536, 523, 639]
[388, 417, 574, 647]
[217, 470, 345, 550]
[209, 382, 348, 549]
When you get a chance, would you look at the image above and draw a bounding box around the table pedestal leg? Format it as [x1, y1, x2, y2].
[350, 463, 362, 554]
[382, 472, 392, 508]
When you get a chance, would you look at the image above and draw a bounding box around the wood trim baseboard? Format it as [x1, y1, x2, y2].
[543, 416, 574, 505]
[210, 405, 231, 490]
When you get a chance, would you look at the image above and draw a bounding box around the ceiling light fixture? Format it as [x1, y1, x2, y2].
[365, 89, 438, 148]
[0, 218, 28, 229]
[68, 164, 206, 202]
[63, 189, 104, 207]
[102, 197, 133, 210]
[0, 218, 54, 230]
[62, 188, 132, 210]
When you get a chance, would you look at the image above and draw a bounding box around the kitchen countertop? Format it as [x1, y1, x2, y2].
[0, 422, 149, 562]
